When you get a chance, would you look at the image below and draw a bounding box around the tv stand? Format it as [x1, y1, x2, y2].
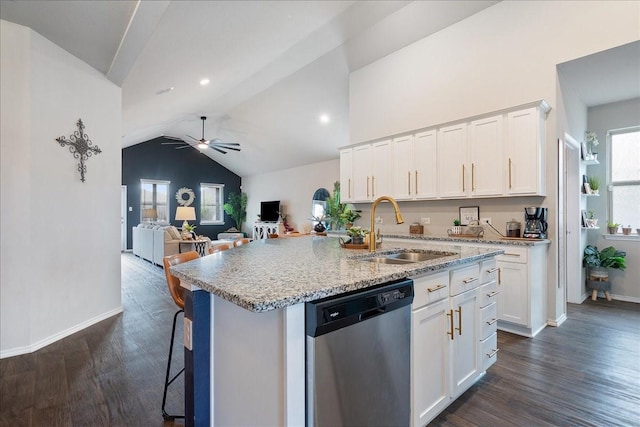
[253, 222, 283, 240]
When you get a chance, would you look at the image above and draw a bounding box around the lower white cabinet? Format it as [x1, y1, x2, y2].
[411, 262, 491, 427]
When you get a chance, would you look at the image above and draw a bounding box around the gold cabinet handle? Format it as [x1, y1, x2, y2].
[486, 291, 499, 298]
[487, 267, 499, 273]
[348, 178, 351, 198]
[487, 348, 499, 358]
[462, 277, 478, 284]
[486, 318, 498, 326]
[366, 176, 370, 197]
[427, 284, 446, 293]
[504, 253, 521, 257]
[462, 164, 465, 192]
[415, 170, 418, 194]
[372, 176, 375, 198]
[447, 309, 454, 340]
[455, 306, 462, 335]
[408, 171, 411, 195]
[509, 158, 512, 189]
[498, 268, 501, 285]
[472, 163, 475, 191]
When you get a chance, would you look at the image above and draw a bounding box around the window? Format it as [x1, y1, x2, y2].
[140, 179, 170, 223]
[609, 128, 640, 229]
[201, 183, 225, 225]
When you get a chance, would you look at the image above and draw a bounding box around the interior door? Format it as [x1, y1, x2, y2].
[121, 185, 127, 251]
[560, 135, 581, 304]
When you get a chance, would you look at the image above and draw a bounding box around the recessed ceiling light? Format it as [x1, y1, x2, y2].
[319, 114, 331, 124]
[200, 78, 210, 86]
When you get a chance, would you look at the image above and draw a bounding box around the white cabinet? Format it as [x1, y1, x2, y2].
[437, 123, 468, 198]
[468, 115, 504, 197]
[351, 140, 392, 202]
[496, 244, 547, 337]
[393, 131, 437, 200]
[339, 148, 354, 202]
[450, 288, 480, 396]
[506, 104, 549, 196]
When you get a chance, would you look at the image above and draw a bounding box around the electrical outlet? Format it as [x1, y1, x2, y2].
[421, 217, 430, 225]
[480, 218, 492, 225]
[184, 318, 193, 351]
[375, 216, 383, 224]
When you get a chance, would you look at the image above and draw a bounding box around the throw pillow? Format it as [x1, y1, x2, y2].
[167, 226, 181, 240]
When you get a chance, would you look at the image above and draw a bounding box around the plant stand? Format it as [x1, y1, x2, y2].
[587, 270, 611, 301]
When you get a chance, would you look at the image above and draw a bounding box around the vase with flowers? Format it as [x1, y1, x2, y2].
[585, 131, 599, 160]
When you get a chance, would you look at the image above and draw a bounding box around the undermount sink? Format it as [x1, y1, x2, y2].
[360, 250, 456, 264]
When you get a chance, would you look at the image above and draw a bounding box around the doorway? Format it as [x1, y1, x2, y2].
[559, 134, 581, 304]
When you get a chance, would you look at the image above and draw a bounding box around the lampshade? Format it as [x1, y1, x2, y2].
[142, 208, 158, 219]
[175, 206, 196, 221]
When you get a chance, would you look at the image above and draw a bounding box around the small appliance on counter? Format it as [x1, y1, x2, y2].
[523, 207, 548, 239]
[506, 219, 521, 237]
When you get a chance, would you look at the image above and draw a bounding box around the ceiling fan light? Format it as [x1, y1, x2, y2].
[198, 143, 208, 149]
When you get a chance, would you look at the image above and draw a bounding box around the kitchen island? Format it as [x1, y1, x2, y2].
[170, 235, 503, 426]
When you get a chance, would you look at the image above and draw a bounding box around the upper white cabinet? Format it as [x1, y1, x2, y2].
[437, 124, 468, 198]
[506, 104, 549, 196]
[392, 130, 437, 200]
[339, 148, 354, 202]
[469, 115, 505, 197]
[352, 140, 392, 202]
[340, 100, 550, 201]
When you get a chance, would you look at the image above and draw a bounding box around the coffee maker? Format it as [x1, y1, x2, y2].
[523, 207, 548, 239]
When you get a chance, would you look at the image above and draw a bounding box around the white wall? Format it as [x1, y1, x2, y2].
[586, 98, 640, 302]
[242, 159, 339, 234]
[349, 1, 640, 323]
[1, 20, 123, 357]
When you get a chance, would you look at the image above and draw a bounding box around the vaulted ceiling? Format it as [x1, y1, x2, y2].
[1, 0, 499, 176]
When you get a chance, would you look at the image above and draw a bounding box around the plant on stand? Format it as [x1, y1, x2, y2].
[223, 192, 248, 234]
[451, 219, 462, 235]
[340, 207, 362, 229]
[607, 221, 620, 234]
[346, 226, 368, 245]
[586, 210, 598, 228]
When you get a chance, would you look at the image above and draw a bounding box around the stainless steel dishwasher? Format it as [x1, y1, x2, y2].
[306, 278, 414, 427]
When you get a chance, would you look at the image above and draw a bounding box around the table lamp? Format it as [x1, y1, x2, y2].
[142, 208, 158, 223]
[176, 206, 196, 238]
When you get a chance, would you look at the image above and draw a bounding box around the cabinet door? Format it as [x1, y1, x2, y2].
[414, 130, 438, 199]
[497, 260, 529, 326]
[450, 288, 479, 397]
[437, 124, 468, 198]
[412, 299, 450, 427]
[371, 140, 392, 199]
[469, 115, 504, 197]
[339, 148, 354, 202]
[392, 135, 413, 200]
[506, 107, 544, 195]
[352, 144, 372, 202]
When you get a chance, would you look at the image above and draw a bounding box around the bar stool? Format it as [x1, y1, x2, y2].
[161, 251, 199, 420]
[209, 242, 231, 254]
[233, 238, 252, 247]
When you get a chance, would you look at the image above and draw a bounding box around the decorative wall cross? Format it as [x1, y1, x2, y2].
[55, 119, 102, 182]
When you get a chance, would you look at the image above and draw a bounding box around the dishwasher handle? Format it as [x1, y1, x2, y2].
[359, 307, 386, 321]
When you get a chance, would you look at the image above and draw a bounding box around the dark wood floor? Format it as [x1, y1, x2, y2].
[1, 253, 639, 426]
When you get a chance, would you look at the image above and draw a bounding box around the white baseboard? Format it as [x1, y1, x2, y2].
[0, 306, 123, 359]
[610, 294, 640, 304]
[547, 313, 567, 327]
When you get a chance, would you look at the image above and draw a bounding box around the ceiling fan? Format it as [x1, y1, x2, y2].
[161, 116, 241, 154]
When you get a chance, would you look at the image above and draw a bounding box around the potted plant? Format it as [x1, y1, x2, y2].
[340, 207, 362, 229]
[622, 225, 632, 235]
[585, 131, 599, 159]
[324, 181, 346, 230]
[183, 223, 197, 240]
[346, 226, 368, 245]
[451, 219, 462, 235]
[607, 221, 620, 234]
[587, 176, 600, 195]
[311, 214, 327, 233]
[586, 210, 597, 228]
[583, 244, 627, 277]
[223, 192, 248, 233]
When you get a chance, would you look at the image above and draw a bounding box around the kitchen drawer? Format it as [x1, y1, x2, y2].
[450, 263, 481, 296]
[479, 280, 499, 308]
[480, 302, 498, 340]
[495, 246, 528, 264]
[412, 271, 449, 310]
[481, 332, 498, 370]
[480, 258, 499, 284]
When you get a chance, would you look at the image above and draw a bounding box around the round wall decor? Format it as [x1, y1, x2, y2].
[176, 187, 195, 206]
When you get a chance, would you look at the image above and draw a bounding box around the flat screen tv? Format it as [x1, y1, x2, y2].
[260, 201, 280, 222]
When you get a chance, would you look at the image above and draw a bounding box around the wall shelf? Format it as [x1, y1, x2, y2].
[582, 158, 600, 166]
[581, 227, 600, 230]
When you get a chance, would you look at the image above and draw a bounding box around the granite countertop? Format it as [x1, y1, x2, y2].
[170, 236, 502, 313]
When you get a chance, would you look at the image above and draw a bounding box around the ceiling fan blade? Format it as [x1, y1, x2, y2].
[186, 135, 199, 142]
[213, 142, 241, 147]
[213, 145, 240, 152]
[210, 146, 227, 154]
[175, 145, 192, 150]
[163, 135, 185, 142]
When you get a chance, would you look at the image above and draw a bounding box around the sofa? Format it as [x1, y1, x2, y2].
[132, 224, 182, 266]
